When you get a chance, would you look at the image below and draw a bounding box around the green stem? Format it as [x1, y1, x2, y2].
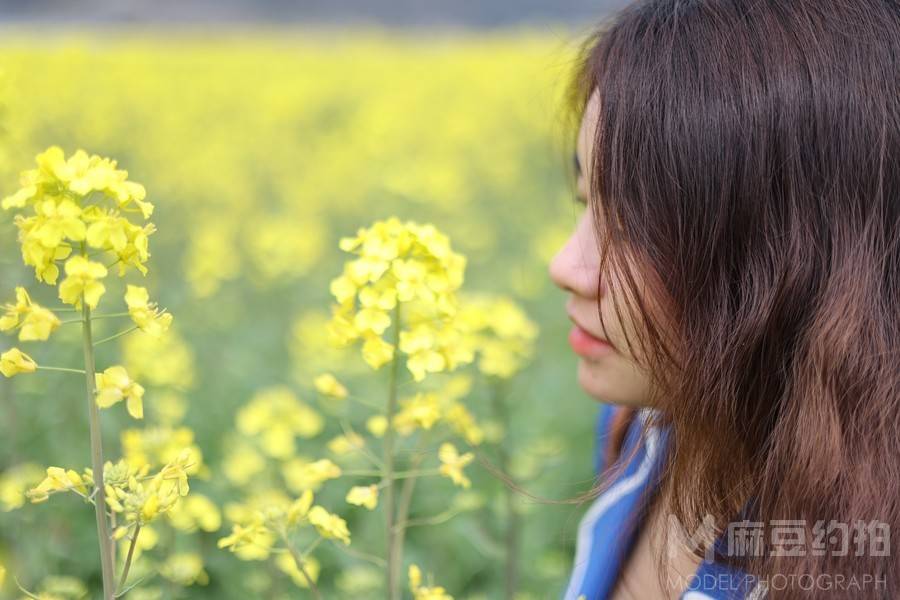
[62, 311, 129, 324]
[490, 380, 520, 600]
[93, 326, 139, 347]
[329, 540, 387, 568]
[338, 418, 385, 469]
[83, 297, 116, 600]
[398, 508, 462, 529]
[281, 530, 322, 600]
[300, 536, 324, 559]
[90, 312, 132, 321]
[36, 365, 86, 375]
[117, 523, 140, 594]
[391, 434, 426, 585]
[342, 468, 439, 479]
[383, 303, 402, 600]
[343, 393, 385, 412]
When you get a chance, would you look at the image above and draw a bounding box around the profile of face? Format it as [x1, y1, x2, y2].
[549, 90, 655, 407]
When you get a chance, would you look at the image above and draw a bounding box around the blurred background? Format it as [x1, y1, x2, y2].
[0, 0, 629, 27]
[0, 1, 631, 598]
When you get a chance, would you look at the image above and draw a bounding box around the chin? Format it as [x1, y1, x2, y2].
[576, 357, 651, 407]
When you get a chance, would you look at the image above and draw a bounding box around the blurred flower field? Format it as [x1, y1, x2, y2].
[0, 29, 597, 599]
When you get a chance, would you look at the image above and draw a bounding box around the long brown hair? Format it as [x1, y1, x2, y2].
[564, 0, 900, 597]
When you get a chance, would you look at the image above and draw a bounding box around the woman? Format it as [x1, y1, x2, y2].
[550, 1, 900, 598]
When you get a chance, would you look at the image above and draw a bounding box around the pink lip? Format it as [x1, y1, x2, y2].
[568, 324, 614, 358]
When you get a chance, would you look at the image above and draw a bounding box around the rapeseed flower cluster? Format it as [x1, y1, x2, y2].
[2, 146, 153, 286]
[392, 387, 485, 446]
[159, 552, 210, 587]
[236, 386, 324, 459]
[457, 293, 539, 378]
[409, 564, 454, 600]
[328, 217, 474, 381]
[218, 487, 348, 593]
[25, 450, 192, 527]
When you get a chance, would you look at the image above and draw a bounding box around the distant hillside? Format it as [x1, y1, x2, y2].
[0, 0, 633, 27]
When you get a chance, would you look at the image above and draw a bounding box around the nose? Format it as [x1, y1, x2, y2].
[548, 211, 602, 299]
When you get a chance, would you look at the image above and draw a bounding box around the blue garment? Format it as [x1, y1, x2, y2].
[562, 404, 768, 600]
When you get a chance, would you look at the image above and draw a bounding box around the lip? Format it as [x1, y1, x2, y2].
[567, 313, 614, 358]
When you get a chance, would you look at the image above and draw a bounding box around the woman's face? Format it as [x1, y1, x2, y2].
[549, 90, 655, 407]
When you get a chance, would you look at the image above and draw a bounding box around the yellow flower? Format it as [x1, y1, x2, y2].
[223, 489, 307, 534]
[289, 309, 357, 379]
[393, 392, 442, 436]
[167, 493, 221, 533]
[0, 287, 61, 341]
[58, 255, 108, 309]
[360, 332, 395, 369]
[329, 274, 357, 304]
[160, 553, 210, 587]
[111, 220, 156, 277]
[398, 325, 445, 382]
[26, 466, 89, 502]
[83, 206, 130, 252]
[457, 294, 538, 378]
[15, 216, 73, 284]
[1, 186, 34, 211]
[120, 426, 205, 476]
[408, 564, 453, 600]
[217, 521, 275, 560]
[282, 457, 341, 493]
[158, 448, 193, 497]
[237, 387, 324, 459]
[154, 391, 188, 425]
[443, 402, 485, 446]
[345, 484, 378, 510]
[26, 575, 88, 600]
[286, 489, 314, 526]
[222, 439, 265, 486]
[313, 372, 348, 399]
[328, 218, 474, 381]
[326, 432, 365, 456]
[159, 552, 209, 587]
[0, 348, 37, 377]
[0, 463, 44, 510]
[30, 198, 86, 248]
[20, 307, 60, 342]
[276, 552, 320, 588]
[4, 148, 157, 283]
[122, 325, 195, 389]
[399, 316, 476, 382]
[438, 443, 474, 489]
[95, 365, 145, 419]
[365, 415, 388, 438]
[307, 505, 350, 544]
[3, 146, 151, 214]
[105, 462, 186, 525]
[125, 285, 173, 337]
